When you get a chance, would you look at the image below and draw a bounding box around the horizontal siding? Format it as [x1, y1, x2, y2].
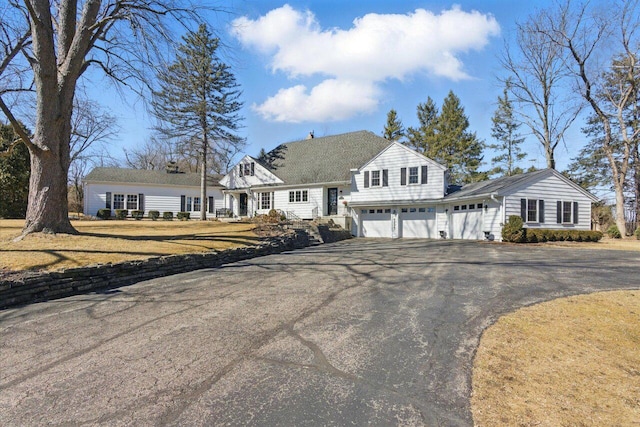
[220, 156, 282, 189]
[272, 187, 324, 219]
[505, 174, 592, 230]
[351, 144, 445, 203]
[85, 183, 223, 219]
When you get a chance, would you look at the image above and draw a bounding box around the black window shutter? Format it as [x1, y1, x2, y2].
[573, 202, 579, 224]
[251, 162, 255, 176]
[539, 200, 545, 223]
[138, 194, 144, 212]
[557, 201, 562, 223]
[239, 165, 243, 177]
[208, 196, 214, 214]
[364, 171, 370, 188]
[421, 165, 428, 184]
[106, 192, 111, 209]
[401, 168, 407, 185]
[520, 198, 526, 221]
[180, 195, 186, 212]
[382, 169, 388, 187]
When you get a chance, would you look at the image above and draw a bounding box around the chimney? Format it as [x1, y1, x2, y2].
[166, 161, 179, 174]
[306, 131, 314, 139]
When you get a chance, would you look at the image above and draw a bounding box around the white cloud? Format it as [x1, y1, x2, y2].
[231, 4, 500, 122]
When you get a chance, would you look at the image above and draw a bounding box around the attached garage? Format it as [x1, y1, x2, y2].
[399, 207, 437, 238]
[450, 203, 483, 239]
[360, 209, 393, 238]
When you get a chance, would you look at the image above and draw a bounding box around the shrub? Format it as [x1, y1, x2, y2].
[131, 210, 144, 220]
[635, 227, 640, 240]
[176, 211, 190, 221]
[115, 209, 128, 220]
[518, 228, 603, 243]
[606, 224, 622, 239]
[502, 215, 526, 243]
[149, 210, 160, 221]
[163, 211, 174, 221]
[96, 208, 111, 220]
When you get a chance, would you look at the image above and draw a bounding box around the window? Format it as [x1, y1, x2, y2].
[208, 197, 215, 214]
[468, 204, 475, 210]
[427, 207, 435, 213]
[260, 192, 272, 210]
[461, 205, 467, 210]
[376, 209, 383, 213]
[409, 167, 419, 184]
[288, 190, 308, 203]
[527, 199, 538, 222]
[126, 194, 137, 210]
[384, 209, 391, 213]
[522, 198, 545, 223]
[193, 197, 201, 212]
[361, 209, 367, 214]
[105, 192, 112, 209]
[369, 209, 375, 214]
[186, 196, 193, 212]
[113, 194, 125, 210]
[371, 170, 381, 187]
[240, 162, 255, 177]
[563, 201, 573, 223]
[401, 208, 408, 213]
[453, 205, 460, 211]
[418, 207, 426, 213]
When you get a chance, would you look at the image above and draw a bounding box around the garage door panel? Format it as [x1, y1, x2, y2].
[400, 208, 437, 239]
[361, 211, 392, 238]
[451, 210, 482, 239]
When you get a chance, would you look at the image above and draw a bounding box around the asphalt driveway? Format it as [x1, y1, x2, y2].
[1, 239, 639, 426]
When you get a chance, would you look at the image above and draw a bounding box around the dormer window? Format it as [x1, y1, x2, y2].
[239, 161, 255, 177]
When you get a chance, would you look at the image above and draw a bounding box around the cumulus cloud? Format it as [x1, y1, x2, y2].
[231, 4, 500, 122]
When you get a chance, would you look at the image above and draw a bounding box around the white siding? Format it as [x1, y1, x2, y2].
[272, 186, 324, 219]
[504, 174, 592, 230]
[350, 144, 446, 204]
[84, 182, 224, 219]
[220, 155, 283, 189]
[483, 198, 503, 241]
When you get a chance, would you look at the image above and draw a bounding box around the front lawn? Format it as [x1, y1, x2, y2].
[0, 219, 258, 272]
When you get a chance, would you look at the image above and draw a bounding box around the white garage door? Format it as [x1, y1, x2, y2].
[450, 203, 483, 239]
[361, 209, 393, 238]
[400, 207, 437, 238]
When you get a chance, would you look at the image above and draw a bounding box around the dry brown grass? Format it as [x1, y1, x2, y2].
[472, 290, 640, 427]
[0, 219, 258, 272]
[542, 237, 640, 252]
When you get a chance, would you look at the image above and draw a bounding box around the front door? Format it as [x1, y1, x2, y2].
[239, 193, 248, 216]
[328, 188, 338, 215]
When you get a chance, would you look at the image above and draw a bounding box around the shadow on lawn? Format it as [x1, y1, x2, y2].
[79, 232, 262, 246]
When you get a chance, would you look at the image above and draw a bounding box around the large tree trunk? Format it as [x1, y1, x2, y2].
[200, 139, 207, 221]
[614, 183, 628, 237]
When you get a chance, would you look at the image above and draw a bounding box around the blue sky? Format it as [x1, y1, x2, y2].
[105, 0, 583, 172]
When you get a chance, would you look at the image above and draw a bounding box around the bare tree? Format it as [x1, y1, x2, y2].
[500, 10, 582, 169]
[0, 0, 210, 237]
[124, 137, 177, 170]
[538, 0, 639, 235]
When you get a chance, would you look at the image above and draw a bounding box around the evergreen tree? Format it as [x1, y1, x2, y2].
[407, 91, 485, 184]
[153, 24, 244, 220]
[382, 109, 405, 141]
[489, 84, 526, 177]
[0, 123, 30, 218]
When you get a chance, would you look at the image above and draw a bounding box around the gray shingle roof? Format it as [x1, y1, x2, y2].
[84, 167, 222, 187]
[257, 130, 392, 185]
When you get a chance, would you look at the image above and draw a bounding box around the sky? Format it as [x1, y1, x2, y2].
[102, 0, 584, 172]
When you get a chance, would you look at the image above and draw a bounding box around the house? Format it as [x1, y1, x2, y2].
[83, 167, 224, 219]
[221, 130, 597, 241]
[83, 131, 597, 241]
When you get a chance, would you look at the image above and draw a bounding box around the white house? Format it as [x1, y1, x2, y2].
[84, 131, 597, 241]
[221, 130, 598, 241]
[83, 167, 224, 219]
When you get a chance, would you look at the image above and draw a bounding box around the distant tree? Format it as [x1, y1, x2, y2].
[383, 109, 405, 141]
[408, 91, 485, 184]
[152, 24, 244, 220]
[489, 83, 526, 177]
[0, 123, 30, 218]
[500, 8, 581, 169]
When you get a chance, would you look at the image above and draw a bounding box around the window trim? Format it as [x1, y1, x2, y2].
[288, 190, 309, 204]
[408, 166, 419, 184]
[371, 170, 381, 187]
[260, 192, 272, 210]
[113, 193, 141, 211]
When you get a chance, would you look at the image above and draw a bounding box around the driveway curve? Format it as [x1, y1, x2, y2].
[1, 239, 639, 426]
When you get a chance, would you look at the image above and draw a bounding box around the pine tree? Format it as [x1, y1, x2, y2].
[153, 24, 244, 220]
[0, 123, 30, 218]
[407, 91, 485, 184]
[383, 109, 405, 141]
[489, 84, 526, 177]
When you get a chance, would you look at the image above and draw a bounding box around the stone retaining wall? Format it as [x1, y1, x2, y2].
[0, 230, 312, 310]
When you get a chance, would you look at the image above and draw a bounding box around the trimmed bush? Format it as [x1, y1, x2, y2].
[115, 209, 128, 220]
[163, 211, 174, 221]
[96, 209, 111, 220]
[524, 228, 603, 243]
[635, 227, 640, 240]
[131, 210, 144, 220]
[502, 215, 526, 243]
[606, 224, 621, 239]
[177, 211, 190, 221]
[149, 210, 160, 221]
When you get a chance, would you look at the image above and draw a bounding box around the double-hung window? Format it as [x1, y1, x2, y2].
[527, 199, 538, 222]
[409, 167, 419, 184]
[113, 194, 125, 210]
[371, 170, 381, 187]
[193, 197, 201, 212]
[521, 198, 545, 223]
[260, 192, 272, 210]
